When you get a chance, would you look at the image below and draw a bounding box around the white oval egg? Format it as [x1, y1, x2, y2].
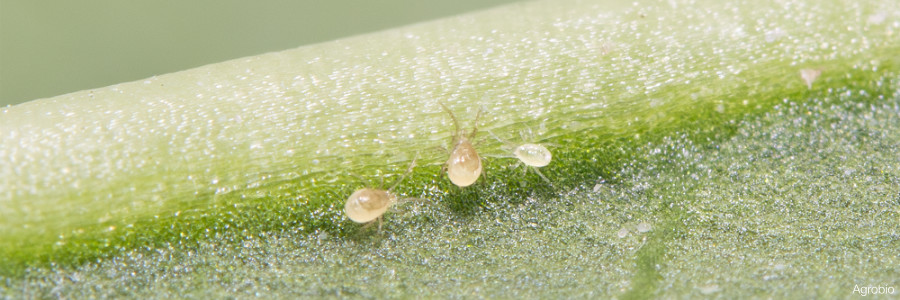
[344, 188, 394, 223]
[446, 139, 483, 187]
[514, 143, 552, 167]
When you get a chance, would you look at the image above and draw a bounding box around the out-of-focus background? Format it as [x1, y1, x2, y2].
[0, 0, 524, 107]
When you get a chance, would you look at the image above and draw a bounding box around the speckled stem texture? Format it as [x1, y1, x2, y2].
[1, 0, 899, 297]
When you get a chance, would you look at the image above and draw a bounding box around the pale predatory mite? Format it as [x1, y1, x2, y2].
[440, 102, 483, 187]
[489, 129, 553, 183]
[344, 157, 417, 228]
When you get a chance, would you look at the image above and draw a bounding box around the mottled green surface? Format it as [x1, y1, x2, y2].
[5, 73, 898, 299]
[1, 0, 899, 298]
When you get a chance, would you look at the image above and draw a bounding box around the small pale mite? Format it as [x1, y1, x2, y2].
[440, 102, 483, 187]
[514, 143, 552, 167]
[490, 129, 553, 183]
[344, 158, 417, 227]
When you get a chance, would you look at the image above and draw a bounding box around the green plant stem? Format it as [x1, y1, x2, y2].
[1, 0, 897, 276]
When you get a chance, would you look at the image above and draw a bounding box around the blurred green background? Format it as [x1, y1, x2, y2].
[0, 0, 524, 107]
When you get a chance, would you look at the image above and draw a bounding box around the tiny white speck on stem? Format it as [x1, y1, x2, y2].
[698, 284, 721, 295]
[637, 222, 652, 233]
[800, 68, 822, 89]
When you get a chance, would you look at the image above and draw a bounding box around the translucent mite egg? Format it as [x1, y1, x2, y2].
[513, 143, 552, 167]
[344, 188, 396, 223]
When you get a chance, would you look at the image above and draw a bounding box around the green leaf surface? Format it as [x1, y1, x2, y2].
[2, 0, 898, 297]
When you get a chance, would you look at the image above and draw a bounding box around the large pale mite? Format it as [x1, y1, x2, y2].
[344, 158, 417, 228]
[440, 102, 483, 187]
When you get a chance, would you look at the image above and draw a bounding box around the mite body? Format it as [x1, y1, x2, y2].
[344, 158, 416, 227]
[440, 102, 483, 187]
[490, 129, 553, 184]
[344, 188, 396, 223]
[513, 143, 552, 167]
